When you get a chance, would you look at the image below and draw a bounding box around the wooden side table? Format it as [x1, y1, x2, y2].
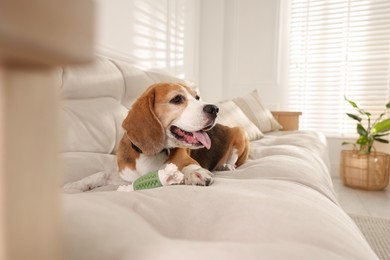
[271, 111, 302, 131]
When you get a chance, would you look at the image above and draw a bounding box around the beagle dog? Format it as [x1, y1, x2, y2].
[116, 82, 249, 186]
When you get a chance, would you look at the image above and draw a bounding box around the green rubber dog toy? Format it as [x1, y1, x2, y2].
[117, 163, 184, 191]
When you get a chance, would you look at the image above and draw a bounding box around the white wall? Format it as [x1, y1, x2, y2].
[198, 0, 225, 102]
[198, 0, 285, 108]
[95, 0, 199, 81]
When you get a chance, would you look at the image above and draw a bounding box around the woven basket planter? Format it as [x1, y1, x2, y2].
[340, 150, 390, 191]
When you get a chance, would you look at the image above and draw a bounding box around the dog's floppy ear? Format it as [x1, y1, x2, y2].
[122, 87, 165, 155]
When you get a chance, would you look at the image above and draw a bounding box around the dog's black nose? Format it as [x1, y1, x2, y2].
[203, 104, 219, 116]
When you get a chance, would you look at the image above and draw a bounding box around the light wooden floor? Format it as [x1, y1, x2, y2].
[332, 177, 390, 219]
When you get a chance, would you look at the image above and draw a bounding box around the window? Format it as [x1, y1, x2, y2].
[287, 0, 390, 137]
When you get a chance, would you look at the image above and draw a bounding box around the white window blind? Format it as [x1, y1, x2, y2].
[288, 0, 390, 137]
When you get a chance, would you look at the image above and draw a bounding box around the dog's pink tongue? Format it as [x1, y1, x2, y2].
[193, 131, 211, 150]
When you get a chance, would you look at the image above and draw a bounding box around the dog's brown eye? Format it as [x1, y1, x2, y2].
[170, 95, 185, 104]
[195, 95, 200, 100]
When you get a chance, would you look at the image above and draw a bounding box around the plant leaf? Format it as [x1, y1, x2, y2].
[346, 113, 362, 122]
[356, 135, 367, 145]
[375, 112, 385, 122]
[345, 96, 366, 115]
[374, 137, 389, 143]
[344, 96, 358, 108]
[357, 123, 368, 136]
[372, 118, 390, 134]
[373, 133, 390, 137]
[386, 102, 390, 109]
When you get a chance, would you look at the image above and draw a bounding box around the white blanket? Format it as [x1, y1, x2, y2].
[62, 131, 378, 260]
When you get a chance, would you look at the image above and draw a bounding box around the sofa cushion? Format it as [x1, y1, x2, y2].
[232, 90, 282, 133]
[217, 100, 263, 141]
[61, 57, 126, 101]
[61, 98, 127, 154]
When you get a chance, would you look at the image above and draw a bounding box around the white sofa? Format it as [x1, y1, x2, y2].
[60, 57, 378, 260]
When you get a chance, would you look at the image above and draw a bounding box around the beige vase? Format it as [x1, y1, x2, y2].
[340, 150, 390, 190]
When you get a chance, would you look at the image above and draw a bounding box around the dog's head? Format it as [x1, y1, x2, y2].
[122, 83, 218, 155]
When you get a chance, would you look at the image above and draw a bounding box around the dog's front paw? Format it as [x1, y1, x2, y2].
[215, 163, 236, 171]
[63, 171, 108, 193]
[182, 164, 214, 186]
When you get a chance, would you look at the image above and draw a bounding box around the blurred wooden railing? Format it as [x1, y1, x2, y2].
[0, 0, 94, 259]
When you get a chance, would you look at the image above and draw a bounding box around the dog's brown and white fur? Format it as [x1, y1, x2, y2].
[63, 82, 248, 192]
[116, 82, 249, 186]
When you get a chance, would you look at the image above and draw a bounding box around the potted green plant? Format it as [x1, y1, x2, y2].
[340, 97, 390, 190]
